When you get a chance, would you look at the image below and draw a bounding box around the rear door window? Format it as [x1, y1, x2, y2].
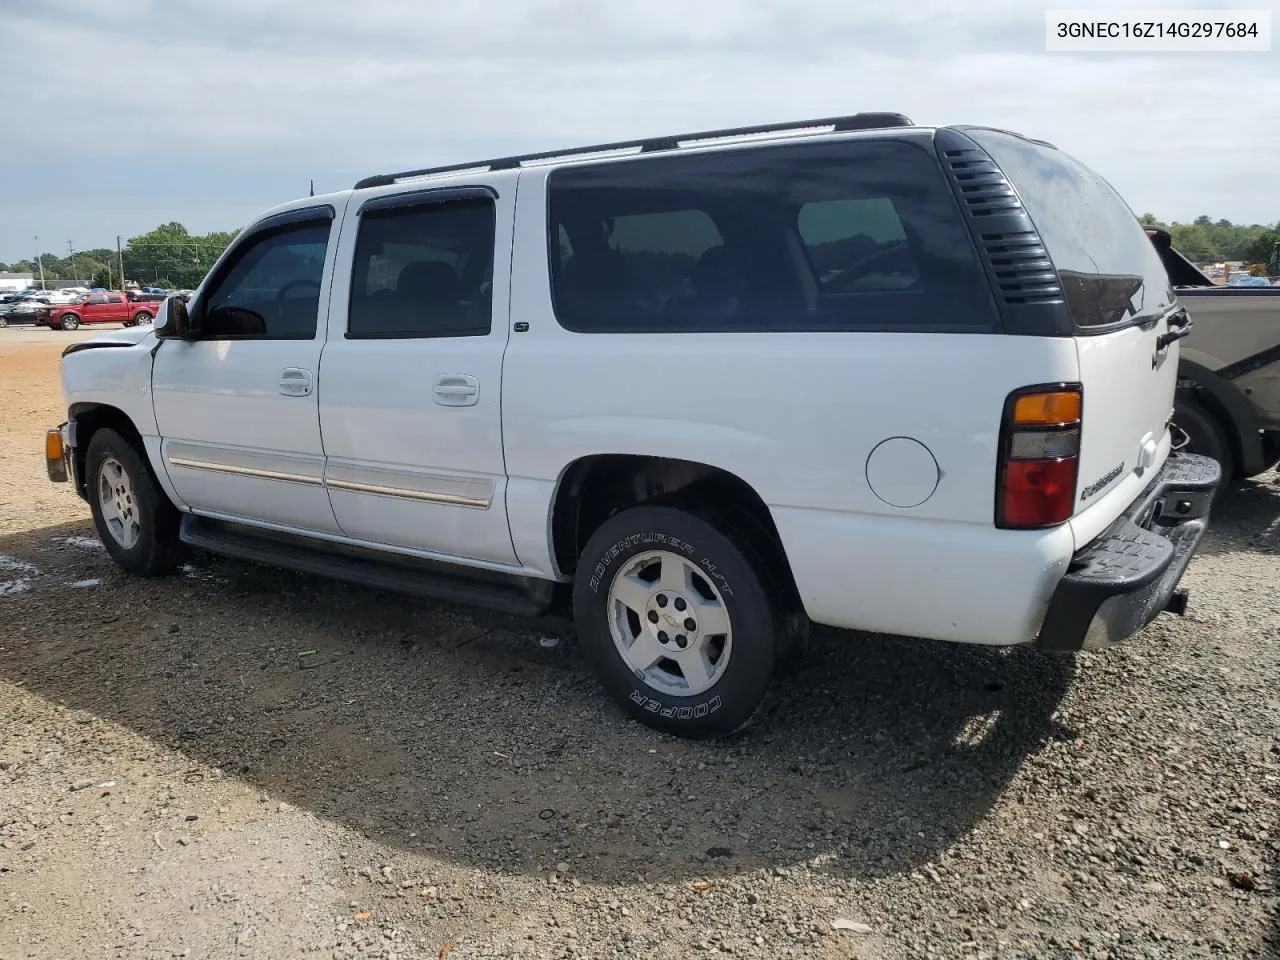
[547, 137, 993, 334]
[347, 197, 495, 339]
[965, 129, 1174, 330]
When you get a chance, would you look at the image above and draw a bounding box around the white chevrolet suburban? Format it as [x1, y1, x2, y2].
[45, 112, 1220, 737]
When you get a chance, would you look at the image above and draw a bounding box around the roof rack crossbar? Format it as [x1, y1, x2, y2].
[352, 111, 914, 189]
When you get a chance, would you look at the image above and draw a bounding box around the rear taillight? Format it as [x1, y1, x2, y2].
[997, 384, 1082, 529]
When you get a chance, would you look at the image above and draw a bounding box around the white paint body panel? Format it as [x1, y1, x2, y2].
[316, 171, 520, 566]
[1068, 322, 1178, 549]
[503, 167, 1084, 644]
[150, 200, 348, 535]
[57, 330, 189, 508]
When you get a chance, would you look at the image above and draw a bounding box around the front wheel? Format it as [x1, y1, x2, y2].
[573, 505, 779, 738]
[60, 314, 80, 330]
[85, 428, 183, 576]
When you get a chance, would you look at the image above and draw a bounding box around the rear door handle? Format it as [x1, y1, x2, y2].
[279, 367, 313, 397]
[433, 374, 479, 407]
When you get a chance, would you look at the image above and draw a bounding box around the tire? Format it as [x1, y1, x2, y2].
[60, 313, 80, 330]
[85, 428, 182, 576]
[1172, 395, 1236, 498]
[134, 312, 153, 325]
[573, 504, 778, 738]
[0, 316, 7, 327]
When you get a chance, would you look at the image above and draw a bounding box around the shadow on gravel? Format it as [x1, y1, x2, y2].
[1, 519, 1077, 886]
[1194, 477, 1280, 558]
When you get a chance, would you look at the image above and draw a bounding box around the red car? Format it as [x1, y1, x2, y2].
[38, 292, 158, 331]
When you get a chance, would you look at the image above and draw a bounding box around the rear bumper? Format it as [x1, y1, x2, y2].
[1037, 452, 1221, 652]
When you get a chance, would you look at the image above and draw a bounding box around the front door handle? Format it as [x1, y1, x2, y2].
[279, 367, 313, 397]
[433, 374, 479, 407]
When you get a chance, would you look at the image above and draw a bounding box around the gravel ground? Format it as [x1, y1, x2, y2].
[1, 329, 1278, 960]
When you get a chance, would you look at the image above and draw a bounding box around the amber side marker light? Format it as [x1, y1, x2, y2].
[45, 429, 64, 462]
[45, 429, 69, 483]
[998, 386, 1082, 529]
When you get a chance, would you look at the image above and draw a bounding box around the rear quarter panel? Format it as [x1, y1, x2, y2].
[502, 168, 1083, 645]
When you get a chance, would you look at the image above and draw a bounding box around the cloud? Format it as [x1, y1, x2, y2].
[1, 0, 1276, 258]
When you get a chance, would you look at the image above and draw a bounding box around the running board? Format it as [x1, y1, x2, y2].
[179, 515, 555, 618]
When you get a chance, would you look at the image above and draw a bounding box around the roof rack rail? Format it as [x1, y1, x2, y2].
[353, 111, 914, 190]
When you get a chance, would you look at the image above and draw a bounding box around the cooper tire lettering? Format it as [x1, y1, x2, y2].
[574, 505, 776, 738]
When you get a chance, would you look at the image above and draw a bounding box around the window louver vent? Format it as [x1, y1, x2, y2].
[981, 232, 1063, 304]
[944, 149, 1062, 305]
[945, 148, 1023, 216]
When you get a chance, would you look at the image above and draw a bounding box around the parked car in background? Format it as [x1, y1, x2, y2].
[0, 301, 41, 326]
[35, 290, 158, 330]
[127, 290, 168, 303]
[1227, 275, 1272, 288]
[1146, 228, 1280, 491]
[35, 289, 87, 305]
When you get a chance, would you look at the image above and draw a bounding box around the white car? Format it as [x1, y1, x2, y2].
[34, 289, 84, 305]
[45, 112, 1220, 737]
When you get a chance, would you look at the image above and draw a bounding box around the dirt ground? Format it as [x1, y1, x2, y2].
[1, 328, 1278, 960]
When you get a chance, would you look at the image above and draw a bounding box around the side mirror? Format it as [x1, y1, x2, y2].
[155, 295, 200, 340]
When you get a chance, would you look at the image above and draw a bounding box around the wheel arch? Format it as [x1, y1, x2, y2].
[69, 404, 162, 500]
[1177, 359, 1267, 477]
[549, 454, 803, 615]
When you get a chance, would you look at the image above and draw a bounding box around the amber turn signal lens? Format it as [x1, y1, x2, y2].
[1012, 390, 1081, 426]
[45, 429, 64, 462]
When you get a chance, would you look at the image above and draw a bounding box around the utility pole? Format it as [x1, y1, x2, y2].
[67, 240, 80, 285]
[116, 236, 126, 293]
[33, 235, 46, 290]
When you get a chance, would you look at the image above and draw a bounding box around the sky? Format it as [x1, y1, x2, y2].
[1, 0, 1276, 264]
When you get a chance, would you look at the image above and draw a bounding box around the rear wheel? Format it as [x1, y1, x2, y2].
[86, 428, 182, 576]
[60, 313, 80, 330]
[1172, 395, 1235, 498]
[573, 505, 778, 738]
[134, 311, 153, 325]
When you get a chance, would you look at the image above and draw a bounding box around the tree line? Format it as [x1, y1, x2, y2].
[1, 222, 240, 290]
[1137, 213, 1279, 267]
[2, 213, 1277, 291]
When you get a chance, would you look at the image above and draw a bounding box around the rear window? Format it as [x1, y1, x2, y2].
[547, 138, 994, 334]
[966, 129, 1174, 330]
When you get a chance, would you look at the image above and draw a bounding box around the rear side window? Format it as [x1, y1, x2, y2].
[348, 198, 495, 339]
[547, 138, 993, 334]
[966, 130, 1174, 330]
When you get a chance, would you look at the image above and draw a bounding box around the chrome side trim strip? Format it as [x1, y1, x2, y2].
[167, 456, 324, 486]
[324, 477, 490, 509]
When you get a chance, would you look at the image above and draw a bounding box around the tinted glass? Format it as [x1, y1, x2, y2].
[86, 295, 107, 305]
[547, 137, 993, 333]
[967, 129, 1174, 329]
[348, 198, 495, 339]
[201, 220, 330, 339]
[107, 294, 123, 304]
